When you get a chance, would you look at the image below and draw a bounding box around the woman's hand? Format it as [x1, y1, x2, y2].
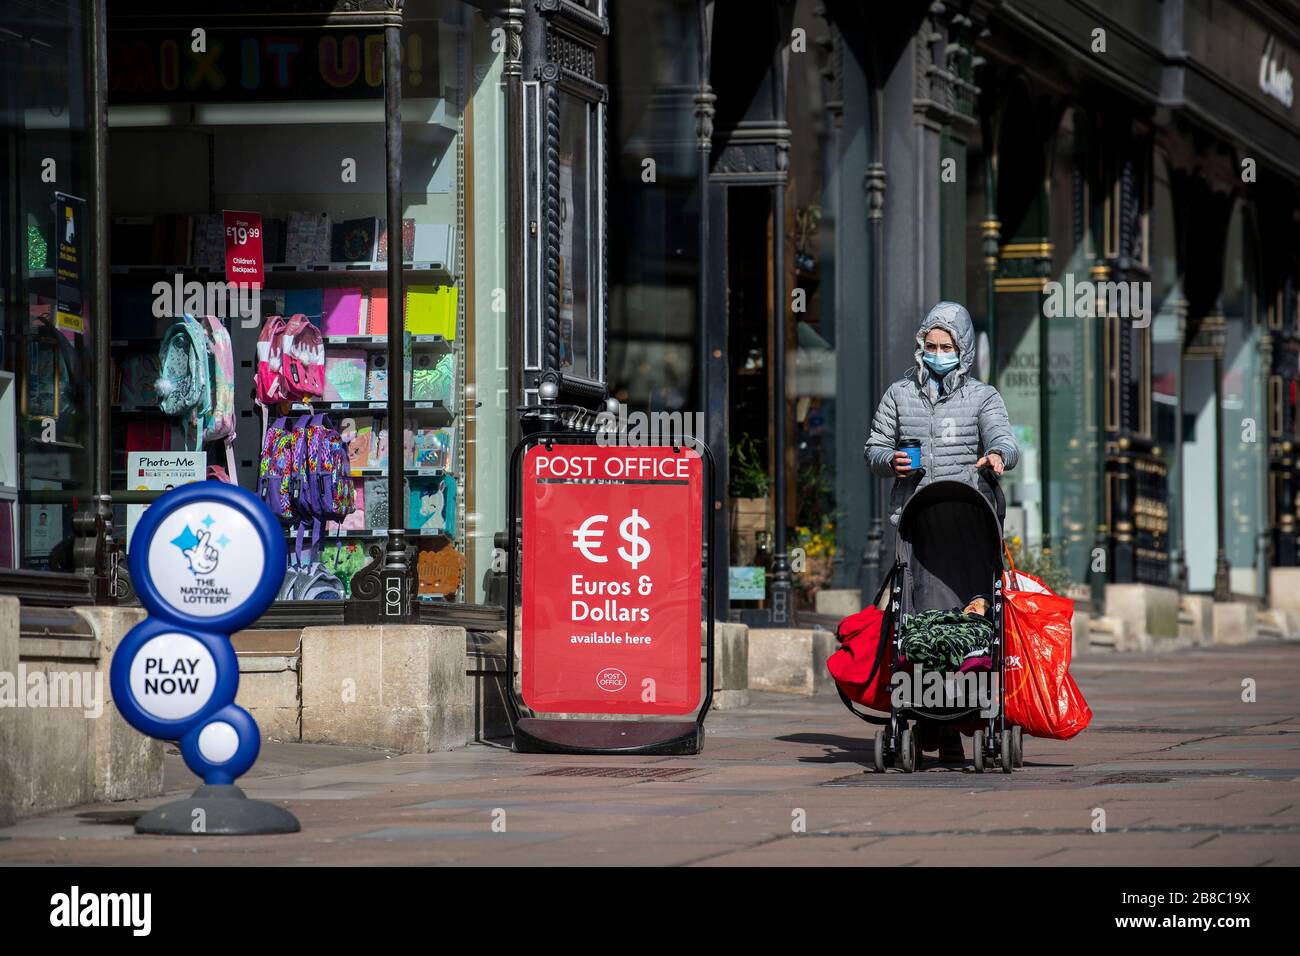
[891, 451, 913, 476]
[975, 450, 1005, 477]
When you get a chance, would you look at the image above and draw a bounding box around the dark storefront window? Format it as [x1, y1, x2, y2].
[1044, 107, 1099, 591]
[1221, 201, 1265, 596]
[606, 0, 699, 412]
[1151, 154, 1183, 583]
[103, 1, 506, 605]
[0, 1, 97, 573]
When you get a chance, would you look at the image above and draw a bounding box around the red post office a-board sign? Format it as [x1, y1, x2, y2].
[522, 444, 703, 715]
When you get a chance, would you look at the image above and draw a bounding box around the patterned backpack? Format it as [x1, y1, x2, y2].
[200, 315, 238, 479]
[286, 414, 355, 600]
[156, 313, 212, 450]
[293, 414, 356, 527]
[257, 414, 306, 523]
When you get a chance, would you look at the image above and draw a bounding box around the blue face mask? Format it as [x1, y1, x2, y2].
[923, 351, 959, 375]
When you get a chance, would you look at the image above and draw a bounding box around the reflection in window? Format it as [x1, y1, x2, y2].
[558, 92, 592, 381]
[1, 3, 95, 572]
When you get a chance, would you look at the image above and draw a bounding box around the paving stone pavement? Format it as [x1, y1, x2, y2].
[1, 643, 1297, 866]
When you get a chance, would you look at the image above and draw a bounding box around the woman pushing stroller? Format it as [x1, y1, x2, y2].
[864, 300, 1019, 762]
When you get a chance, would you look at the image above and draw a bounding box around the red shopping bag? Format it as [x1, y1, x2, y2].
[1002, 587, 1092, 739]
[826, 606, 892, 711]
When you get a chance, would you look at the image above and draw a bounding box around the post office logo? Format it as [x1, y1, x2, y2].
[596, 667, 627, 692]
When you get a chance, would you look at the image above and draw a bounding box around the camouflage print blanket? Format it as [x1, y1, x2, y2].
[897, 608, 993, 672]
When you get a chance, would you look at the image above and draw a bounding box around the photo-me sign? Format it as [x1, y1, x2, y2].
[522, 444, 703, 714]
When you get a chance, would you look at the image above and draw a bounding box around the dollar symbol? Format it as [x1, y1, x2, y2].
[618, 509, 651, 569]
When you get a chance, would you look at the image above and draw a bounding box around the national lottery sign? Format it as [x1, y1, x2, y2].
[522, 444, 703, 715]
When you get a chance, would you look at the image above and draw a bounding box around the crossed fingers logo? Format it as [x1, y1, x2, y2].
[170, 523, 222, 576]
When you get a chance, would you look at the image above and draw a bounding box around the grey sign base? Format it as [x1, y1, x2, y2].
[134, 784, 300, 835]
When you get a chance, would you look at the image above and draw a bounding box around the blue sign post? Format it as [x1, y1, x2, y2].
[109, 483, 299, 835]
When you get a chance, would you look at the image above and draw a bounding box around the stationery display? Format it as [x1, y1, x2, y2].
[321, 287, 364, 335]
[409, 351, 454, 407]
[405, 284, 458, 339]
[107, 195, 466, 601]
[364, 353, 389, 401]
[323, 349, 368, 402]
[330, 217, 380, 262]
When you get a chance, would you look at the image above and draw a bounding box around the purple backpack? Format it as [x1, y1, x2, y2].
[293, 415, 355, 524]
[257, 414, 307, 523]
[287, 415, 357, 563]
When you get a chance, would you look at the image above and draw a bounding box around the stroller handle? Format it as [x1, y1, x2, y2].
[978, 463, 1006, 525]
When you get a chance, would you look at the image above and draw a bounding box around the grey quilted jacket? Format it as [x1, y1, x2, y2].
[864, 301, 1019, 523]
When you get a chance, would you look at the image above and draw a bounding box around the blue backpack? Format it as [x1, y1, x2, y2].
[156, 313, 212, 450]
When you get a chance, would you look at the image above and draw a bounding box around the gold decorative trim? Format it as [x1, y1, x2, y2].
[994, 277, 1047, 292]
[999, 242, 1054, 259]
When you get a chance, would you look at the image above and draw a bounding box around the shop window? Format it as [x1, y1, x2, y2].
[1221, 202, 1265, 596]
[0, 2, 97, 573]
[103, 1, 506, 605]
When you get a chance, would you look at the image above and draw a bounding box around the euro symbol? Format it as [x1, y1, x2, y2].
[572, 514, 608, 563]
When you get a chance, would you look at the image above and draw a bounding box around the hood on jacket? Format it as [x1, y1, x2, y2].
[913, 300, 977, 390]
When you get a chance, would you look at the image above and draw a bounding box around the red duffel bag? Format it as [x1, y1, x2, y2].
[826, 605, 892, 712]
[1002, 586, 1092, 740]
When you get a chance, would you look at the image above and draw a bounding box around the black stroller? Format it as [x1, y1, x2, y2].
[838, 467, 1022, 774]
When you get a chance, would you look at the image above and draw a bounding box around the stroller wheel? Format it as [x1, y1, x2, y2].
[899, 728, 917, 773]
[1012, 725, 1024, 768]
[1000, 729, 1014, 774]
[872, 730, 887, 773]
[972, 729, 985, 773]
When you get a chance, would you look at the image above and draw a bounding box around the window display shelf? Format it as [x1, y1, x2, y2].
[24, 438, 84, 451]
[322, 529, 451, 539]
[349, 467, 449, 479]
[26, 474, 80, 487]
[324, 334, 452, 353]
[295, 400, 455, 424]
[109, 262, 454, 279]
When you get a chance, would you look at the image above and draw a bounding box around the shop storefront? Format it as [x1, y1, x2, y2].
[930, 0, 1300, 607]
[0, 0, 612, 623]
[0, 1, 98, 597]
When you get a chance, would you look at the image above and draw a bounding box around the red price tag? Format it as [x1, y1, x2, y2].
[223, 210, 264, 285]
[521, 444, 703, 715]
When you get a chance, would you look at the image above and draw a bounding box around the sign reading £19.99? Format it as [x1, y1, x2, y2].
[521, 445, 703, 715]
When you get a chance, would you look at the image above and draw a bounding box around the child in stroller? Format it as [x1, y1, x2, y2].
[836, 470, 1023, 773]
[900, 593, 995, 760]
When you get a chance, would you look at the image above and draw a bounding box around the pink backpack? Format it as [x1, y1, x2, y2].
[256, 315, 289, 405]
[280, 314, 325, 400]
[256, 314, 325, 405]
[200, 315, 238, 479]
